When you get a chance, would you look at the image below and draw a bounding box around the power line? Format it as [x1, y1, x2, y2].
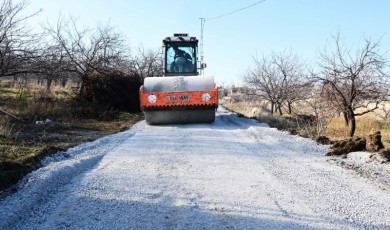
[199, 0, 266, 75]
[207, 0, 266, 21]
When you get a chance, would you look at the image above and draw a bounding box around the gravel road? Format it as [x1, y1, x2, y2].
[1, 108, 389, 229]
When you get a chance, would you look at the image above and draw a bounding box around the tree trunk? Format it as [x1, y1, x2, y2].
[46, 79, 52, 92]
[349, 116, 356, 137]
[270, 101, 274, 116]
[61, 78, 67, 87]
[348, 108, 356, 137]
[277, 103, 283, 116]
[343, 112, 349, 126]
[287, 101, 292, 114]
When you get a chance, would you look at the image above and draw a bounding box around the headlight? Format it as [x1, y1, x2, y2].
[148, 95, 157, 103]
[202, 93, 211, 101]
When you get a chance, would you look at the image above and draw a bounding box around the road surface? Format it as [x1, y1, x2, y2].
[0, 108, 389, 229]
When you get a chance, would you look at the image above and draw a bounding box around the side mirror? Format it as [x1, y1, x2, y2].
[201, 63, 207, 69]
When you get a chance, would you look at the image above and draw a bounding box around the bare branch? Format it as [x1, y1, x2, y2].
[243, 51, 310, 115]
[0, 0, 42, 78]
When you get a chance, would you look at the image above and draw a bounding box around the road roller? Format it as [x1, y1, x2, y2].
[139, 33, 218, 125]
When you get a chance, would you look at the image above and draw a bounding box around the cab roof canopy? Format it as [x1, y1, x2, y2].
[164, 33, 198, 43]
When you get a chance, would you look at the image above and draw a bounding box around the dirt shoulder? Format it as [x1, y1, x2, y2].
[0, 114, 142, 197]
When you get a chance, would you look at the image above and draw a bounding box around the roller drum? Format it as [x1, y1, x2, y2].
[142, 75, 216, 125]
[143, 75, 215, 93]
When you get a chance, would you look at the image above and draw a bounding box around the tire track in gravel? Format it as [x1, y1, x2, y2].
[213, 111, 333, 228]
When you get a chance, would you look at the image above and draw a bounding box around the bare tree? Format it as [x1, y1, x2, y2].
[243, 52, 309, 116]
[0, 0, 41, 78]
[272, 53, 312, 115]
[315, 33, 389, 137]
[294, 83, 338, 138]
[129, 46, 163, 80]
[35, 44, 70, 91]
[44, 16, 127, 97]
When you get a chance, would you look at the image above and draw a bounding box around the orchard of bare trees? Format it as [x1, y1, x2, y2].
[243, 52, 312, 116]
[0, 0, 162, 112]
[243, 34, 390, 137]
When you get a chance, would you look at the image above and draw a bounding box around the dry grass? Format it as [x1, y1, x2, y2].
[324, 116, 390, 148]
[221, 99, 390, 147]
[221, 99, 298, 131]
[220, 99, 272, 118]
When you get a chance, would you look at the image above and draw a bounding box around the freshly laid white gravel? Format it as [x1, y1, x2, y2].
[0, 108, 389, 229]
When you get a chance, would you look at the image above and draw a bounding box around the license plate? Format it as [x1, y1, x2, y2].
[166, 95, 192, 101]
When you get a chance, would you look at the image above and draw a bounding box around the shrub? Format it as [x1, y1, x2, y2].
[79, 73, 142, 113]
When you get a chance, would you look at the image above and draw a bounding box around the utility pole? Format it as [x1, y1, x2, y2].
[199, 18, 205, 75]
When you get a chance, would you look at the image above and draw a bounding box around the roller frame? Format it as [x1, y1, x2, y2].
[139, 86, 218, 125]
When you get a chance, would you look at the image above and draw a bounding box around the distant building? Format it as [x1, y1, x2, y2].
[223, 85, 257, 102]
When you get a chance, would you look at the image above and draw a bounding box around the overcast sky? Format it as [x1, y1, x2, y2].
[25, 0, 390, 86]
